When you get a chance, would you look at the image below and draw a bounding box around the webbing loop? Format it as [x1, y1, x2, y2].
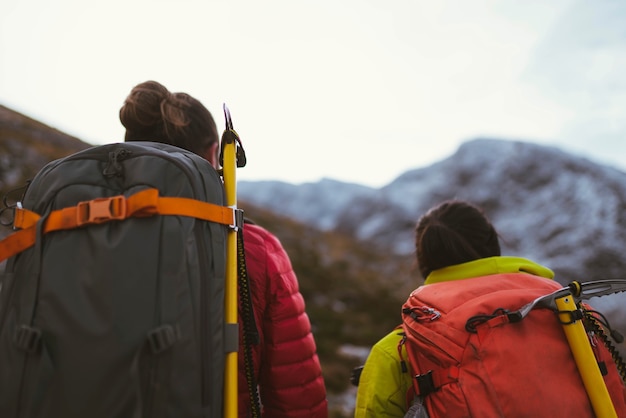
[557, 309, 584, 325]
[14, 324, 41, 353]
[147, 325, 178, 354]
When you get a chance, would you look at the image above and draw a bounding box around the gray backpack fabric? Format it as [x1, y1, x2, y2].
[0, 141, 230, 418]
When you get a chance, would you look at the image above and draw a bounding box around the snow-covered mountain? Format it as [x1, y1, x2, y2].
[240, 138, 626, 285]
[238, 178, 376, 231]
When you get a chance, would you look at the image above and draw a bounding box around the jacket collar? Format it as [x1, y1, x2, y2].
[424, 256, 554, 285]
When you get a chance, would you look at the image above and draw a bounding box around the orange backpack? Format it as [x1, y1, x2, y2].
[400, 273, 626, 418]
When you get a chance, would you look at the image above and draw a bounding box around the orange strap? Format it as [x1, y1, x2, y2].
[0, 188, 239, 262]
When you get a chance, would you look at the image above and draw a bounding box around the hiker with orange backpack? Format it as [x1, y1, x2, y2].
[354, 200, 626, 417]
[120, 81, 328, 417]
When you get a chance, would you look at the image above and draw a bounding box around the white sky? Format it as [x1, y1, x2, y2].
[1, 0, 625, 187]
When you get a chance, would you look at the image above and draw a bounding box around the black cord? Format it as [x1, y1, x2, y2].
[237, 229, 261, 417]
[583, 307, 626, 384]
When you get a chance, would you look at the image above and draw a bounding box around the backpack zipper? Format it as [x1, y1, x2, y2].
[402, 307, 459, 364]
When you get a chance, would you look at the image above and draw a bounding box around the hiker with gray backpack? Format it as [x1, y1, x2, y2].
[0, 80, 327, 418]
[119, 81, 328, 418]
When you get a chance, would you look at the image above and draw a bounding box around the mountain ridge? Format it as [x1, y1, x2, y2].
[239, 137, 626, 285]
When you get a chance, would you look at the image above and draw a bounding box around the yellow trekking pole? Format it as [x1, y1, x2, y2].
[513, 279, 626, 418]
[220, 104, 246, 418]
[555, 291, 617, 418]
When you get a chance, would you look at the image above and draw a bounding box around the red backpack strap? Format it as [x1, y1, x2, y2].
[399, 323, 460, 404]
[397, 328, 418, 409]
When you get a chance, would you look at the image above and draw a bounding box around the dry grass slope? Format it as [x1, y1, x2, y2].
[0, 105, 91, 196]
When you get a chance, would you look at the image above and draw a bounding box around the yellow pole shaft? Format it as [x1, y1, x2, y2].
[555, 294, 616, 418]
[223, 140, 238, 418]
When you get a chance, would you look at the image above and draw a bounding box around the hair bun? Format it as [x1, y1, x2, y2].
[119, 80, 171, 132]
[119, 80, 219, 156]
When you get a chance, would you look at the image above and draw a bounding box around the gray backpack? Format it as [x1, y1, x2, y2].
[0, 141, 239, 418]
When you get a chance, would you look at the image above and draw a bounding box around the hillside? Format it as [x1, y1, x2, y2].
[0, 105, 91, 198]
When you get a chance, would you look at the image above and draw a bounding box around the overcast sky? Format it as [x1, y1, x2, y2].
[1, 0, 625, 187]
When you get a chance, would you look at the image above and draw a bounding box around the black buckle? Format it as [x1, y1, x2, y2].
[350, 365, 364, 387]
[416, 370, 437, 396]
[557, 309, 584, 325]
[14, 324, 41, 353]
[147, 325, 177, 354]
[234, 208, 245, 231]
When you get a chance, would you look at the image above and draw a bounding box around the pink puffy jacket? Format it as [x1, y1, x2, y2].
[237, 223, 328, 418]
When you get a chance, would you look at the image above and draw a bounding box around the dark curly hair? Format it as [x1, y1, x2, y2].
[415, 200, 501, 278]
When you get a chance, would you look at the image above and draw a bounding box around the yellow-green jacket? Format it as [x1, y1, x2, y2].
[353, 256, 554, 418]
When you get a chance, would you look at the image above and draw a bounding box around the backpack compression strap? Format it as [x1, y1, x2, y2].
[0, 187, 241, 262]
